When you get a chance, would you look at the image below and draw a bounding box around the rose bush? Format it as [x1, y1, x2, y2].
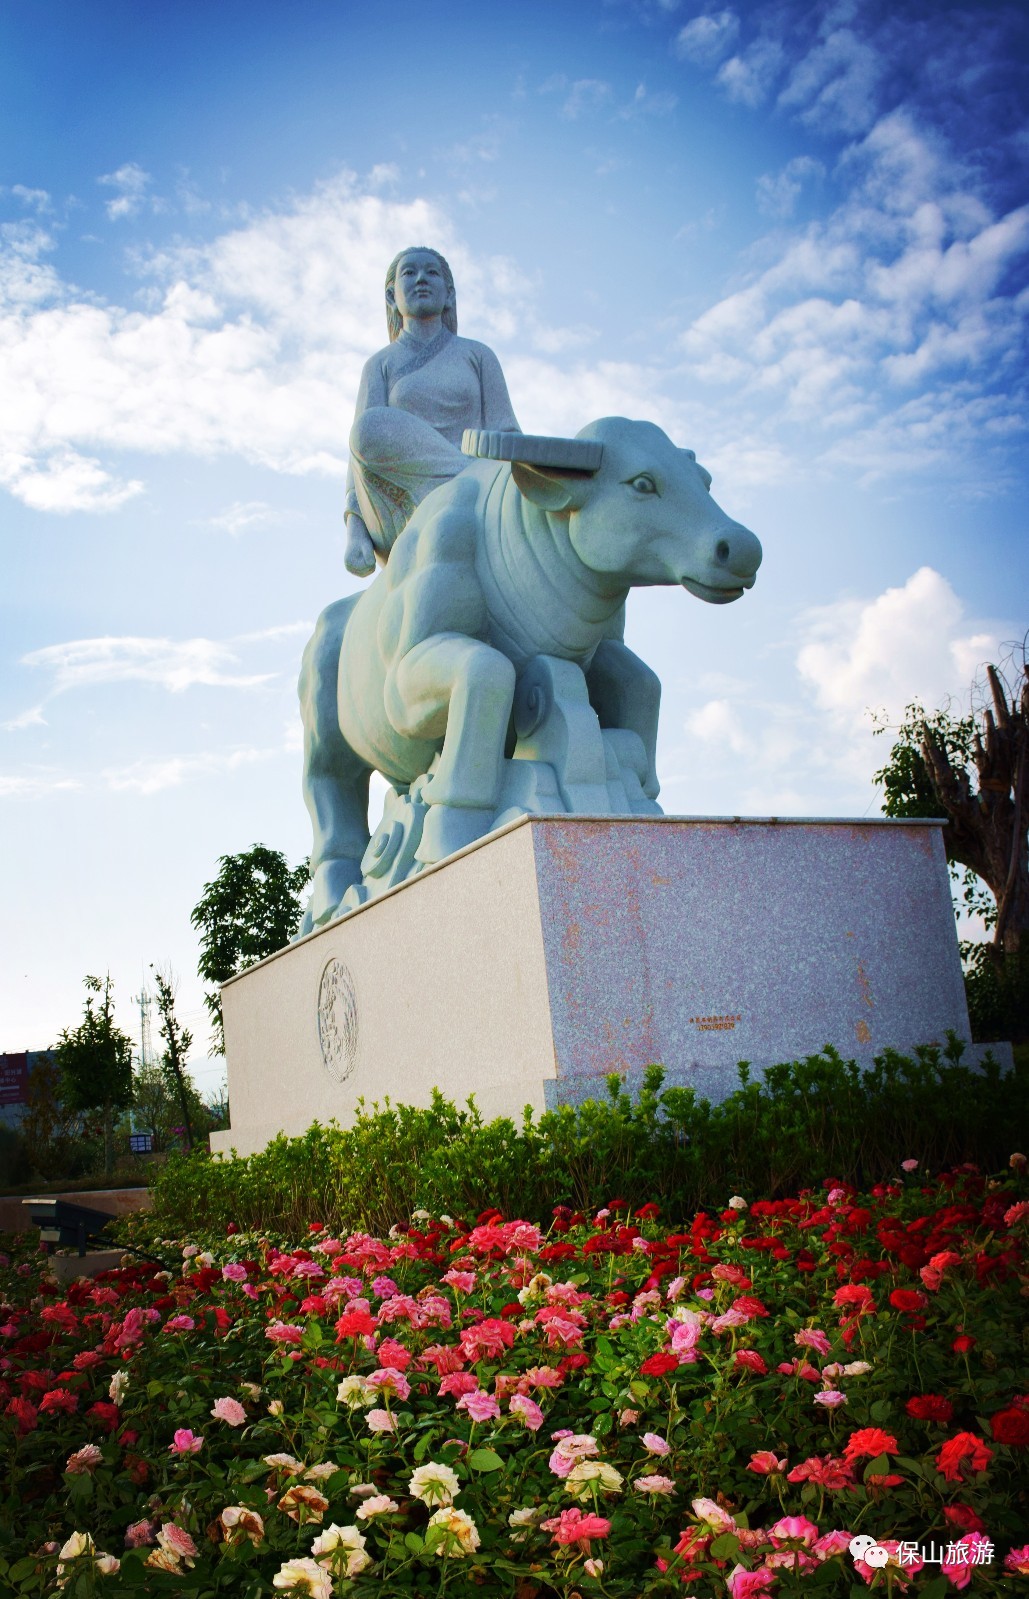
[0, 1165, 1026, 1595]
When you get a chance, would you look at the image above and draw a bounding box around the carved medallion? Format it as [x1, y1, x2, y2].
[317, 958, 359, 1083]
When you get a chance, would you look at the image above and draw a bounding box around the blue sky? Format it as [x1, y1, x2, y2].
[2, 0, 1027, 1089]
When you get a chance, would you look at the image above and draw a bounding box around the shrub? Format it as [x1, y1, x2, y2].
[146, 1042, 1027, 1237]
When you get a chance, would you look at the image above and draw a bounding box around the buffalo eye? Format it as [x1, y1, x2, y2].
[626, 473, 658, 496]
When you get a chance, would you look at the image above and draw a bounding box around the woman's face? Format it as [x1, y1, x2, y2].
[388, 251, 450, 323]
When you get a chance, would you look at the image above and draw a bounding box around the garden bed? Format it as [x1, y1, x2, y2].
[1, 1163, 1027, 1595]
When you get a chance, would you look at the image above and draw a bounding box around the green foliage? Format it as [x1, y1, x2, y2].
[963, 942, 1029, 1043]
[872, 700, 976, 820]
[146, 1043, 1027, 1236]
[150, 967, 196, 1149]
[13, 1057, 87, 1181]
[55, 975, 134, 1177]
[872, 701, 994, 926]
[190, 844, 310, 1050]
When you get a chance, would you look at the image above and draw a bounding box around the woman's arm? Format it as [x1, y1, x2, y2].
[477, 344, 521, 433]
[345, 355, 390, 518]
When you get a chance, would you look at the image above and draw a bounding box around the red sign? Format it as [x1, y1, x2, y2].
[0, 1053, 29, 1107]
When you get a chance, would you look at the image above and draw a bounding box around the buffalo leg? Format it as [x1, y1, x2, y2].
[385, 633, 516, 861]
[298, 599, 371, 931]
[587, 638, 662, 800]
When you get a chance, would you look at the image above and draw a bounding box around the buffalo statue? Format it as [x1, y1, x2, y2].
[298, 417, 761, 933]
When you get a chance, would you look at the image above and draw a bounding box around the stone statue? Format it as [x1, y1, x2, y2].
[298, 403, 762, 934]
[343, 246, 521, 577]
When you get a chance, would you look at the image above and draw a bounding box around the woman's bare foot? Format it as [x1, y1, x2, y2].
[344, 515, 377, 578]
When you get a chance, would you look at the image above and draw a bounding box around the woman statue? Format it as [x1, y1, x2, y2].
[344, 246, 521, 576]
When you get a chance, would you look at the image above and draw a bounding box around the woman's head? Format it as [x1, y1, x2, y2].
[385, 247, 457, 340]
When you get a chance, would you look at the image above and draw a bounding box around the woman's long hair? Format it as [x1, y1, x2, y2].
[385, 248, 457, 342]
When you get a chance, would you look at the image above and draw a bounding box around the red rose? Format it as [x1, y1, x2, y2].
[952, 1334, 976, 1354]
[39, 1388, 78, 1415]
[990, 1407, 1029, 1446]
[843, 1427, 899, 1463]
[86, 1401, 120, 1432]
[889, 1288, 928, 1313]
[334, 1307, 376, 1340]
[4, 1397, 38, 1434]
[905, 1394, 954, 1424]
[733, 1349, 769, 1374]
[639, 1351, 679, 1377]
[944, 1504, 987, 1533]
[936, 1431, 993, 1481]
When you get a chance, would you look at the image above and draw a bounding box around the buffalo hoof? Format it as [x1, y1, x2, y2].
[414, 803, 495, 866]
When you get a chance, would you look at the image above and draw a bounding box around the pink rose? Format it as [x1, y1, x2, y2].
[168, 1429, 203, 1454]
[727, 1563, 777, 1598]
[795, 1328, 832, 1356]
[66, 1444, 104, 1475]
[456, 1388, 501, 1423]
[642, 1431, 670, 1455]
[770, 1516, 819, 1547]
[210, 1397, 247, 1427]
[509, 1394, 544, 1431]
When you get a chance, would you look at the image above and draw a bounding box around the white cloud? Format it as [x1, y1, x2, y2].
[618, 83, 678, 118]
[715, 38, 785, 108]
[560, 79, 614, 120]
[0, 173, 573, 514]
[756, 156, 824, 219]
[97, 162, 154, 220]
[21, 636, 276, 694]
[0, 771, 82, 799]
[674, 11, 739, 67]
[679, 94, 1029, 474]
[10, 185, 51, 213]
[205, 500, 283, 535]
[684, 696, 747, 752]
[777, 25, 882, 136]
[795, 566, 1003, 727]
[2, 705, 47, 731]
[102, 744, 277, 795]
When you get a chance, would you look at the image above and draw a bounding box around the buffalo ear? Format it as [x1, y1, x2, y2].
[511, 461, 591, 511]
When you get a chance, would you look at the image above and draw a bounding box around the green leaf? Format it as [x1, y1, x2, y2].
[863, 1453, 891, 1481]
[66, 1470, 94, 1504]
[709, 1533, 741, 1559]
[404, 1532, 424, 1554]
[9, 1559, 39, 1583]
[466, 1446, 505, 1473]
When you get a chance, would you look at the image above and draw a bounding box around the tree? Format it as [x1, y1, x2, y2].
[151, 967, 196, 1151]
[190, 845, 310, 1051]
[56, 975, 134, 1177]
[872, 648, 1028, 958]
[19, 1057, 83, 1180]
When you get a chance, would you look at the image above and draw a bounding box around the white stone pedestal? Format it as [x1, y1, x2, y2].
[212, 815, 995, 1157]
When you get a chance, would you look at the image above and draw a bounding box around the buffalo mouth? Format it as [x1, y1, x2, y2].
[680, 576, 749, 604]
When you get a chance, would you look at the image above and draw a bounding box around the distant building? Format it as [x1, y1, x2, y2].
[0, 1050, 58, 1129]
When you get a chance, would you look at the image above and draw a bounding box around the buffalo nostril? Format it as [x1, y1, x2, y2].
[715, 539, 730, 563]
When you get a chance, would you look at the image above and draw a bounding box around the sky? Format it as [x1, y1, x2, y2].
[1, 0, 1027, 1093]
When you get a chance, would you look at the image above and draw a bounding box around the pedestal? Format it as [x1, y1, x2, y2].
[212, 815, 995, 1157]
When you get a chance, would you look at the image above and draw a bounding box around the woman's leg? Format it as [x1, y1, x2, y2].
[349, 407, 467, 560]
